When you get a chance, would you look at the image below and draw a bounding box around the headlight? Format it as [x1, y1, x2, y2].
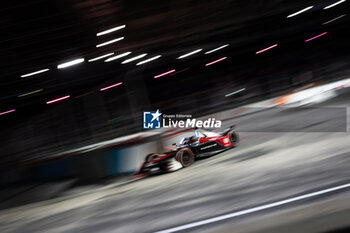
[223, 138, 229, 143]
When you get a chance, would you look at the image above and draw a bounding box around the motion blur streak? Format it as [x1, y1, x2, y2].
[0, 109, 16, 116]
[305, 32, 328, 42]
[74, 91, 94, 98]
[96, 37, 124, 48]
[100, 82, 123, 91]
[17, 89, 43, 98]
[287, 6, 313, 18]
[154, 69, 176, 78]
[324, 0, 346, 10]
[136, 55, 162, 65]
[104, 52, 131, 62]
[155, 183, 350, 233]
[177, 49, 203, 59]
[225, 88, 246, 97]
[205, 57, 227, 66]
[57, 58, 84, 69]
[108, 116, 122, 123]
[121, 54, 147, 64]
[20, 69, 49, 78]
[88, 53, 114, 62]
[46, 95, 70, 104]
[96, 25, 126, 36]
[322, 14, 346, 25]
[205, 44, 229, 54]
[170, 67, 190, 75]
[256, 44, 278, 54]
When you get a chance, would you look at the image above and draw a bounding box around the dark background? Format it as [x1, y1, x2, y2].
[0, 0, 349, 166]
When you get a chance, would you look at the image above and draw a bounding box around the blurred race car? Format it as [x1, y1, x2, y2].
[137, 126, 239, 175]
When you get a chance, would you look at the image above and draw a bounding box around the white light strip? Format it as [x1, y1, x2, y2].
[136, 55, 162, 65]
[104, 52, 132, 62]
[287, 6, 313, 18]
[21, 69, 49, 78]
[121, 54, 147, 64]
[177, 49, 203, 59]
[88, 53, 114, 62]
[324, 0, 346, 9]
[155, 183, 350, 233]
[57, 58, 84, 69]
[96, 25, 126, 36]
[96, 37, 124, 48]
[225, 88, 246, 97]
[205, 44, 229, 54]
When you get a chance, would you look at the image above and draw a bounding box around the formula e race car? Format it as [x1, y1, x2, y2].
[137, 126, 239, 175]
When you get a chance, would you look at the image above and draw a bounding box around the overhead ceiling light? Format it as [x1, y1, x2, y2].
[46, 95, 70, 104]
[75, 91, 94, 99]
[205, 44, 229, 54]
[97, 25, 126, 36]
[154, 69, 176, 79]
[287, 6, 313, 18]
[121, 54, 147, 64]
[88, 53, 114, 62]
[170, 67, 190, 76]
[0, 109, 16, 116]
[322, 14, 346, 25]
[225, 88, 246, 97]
[305, 32, 328, 42]
[256, 44, 278, 54]
[205, 57, 227, 66]
[104, 52, 131, 62]
[96, 37, 124, 48]
[100, 82, 123, 91]
[324, 0, 346, 10]
[57, 58, 84, 69]
[18, 89, 43, 98]
[21, 69, 49, 78]
[136, 55, 162, 65]
[177, 49, 203, 59]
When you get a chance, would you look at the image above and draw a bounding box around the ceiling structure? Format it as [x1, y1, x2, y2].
[0, 0, 349, 116]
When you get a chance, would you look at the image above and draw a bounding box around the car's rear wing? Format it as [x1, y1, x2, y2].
[221, 125, 236, 135]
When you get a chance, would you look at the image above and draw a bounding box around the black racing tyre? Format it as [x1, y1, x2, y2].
[176, 148, 194, 167]
[228, 131, 239, 147]
[145, 153, 158, 162]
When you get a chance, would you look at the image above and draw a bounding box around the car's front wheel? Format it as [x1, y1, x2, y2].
[176, 148, 194, 167]
[228, 131, 239, 147]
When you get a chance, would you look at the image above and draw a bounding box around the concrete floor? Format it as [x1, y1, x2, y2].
[1, 92, 350, 233]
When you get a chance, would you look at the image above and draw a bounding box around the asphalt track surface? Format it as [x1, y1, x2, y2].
[1, 91, 350, 233]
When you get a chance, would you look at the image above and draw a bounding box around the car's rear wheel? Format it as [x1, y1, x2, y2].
[176, 149, 194, 167]
[145, 153, 158, 162]
[228, 131, 239, 147]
